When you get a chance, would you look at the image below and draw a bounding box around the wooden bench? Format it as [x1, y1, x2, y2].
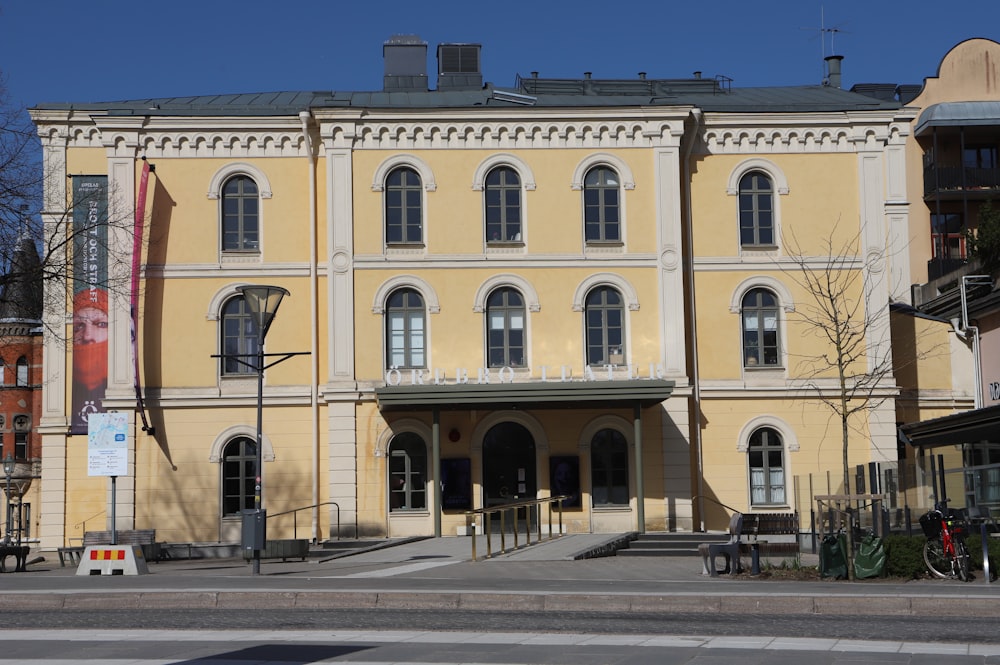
[59, 529, 162, 566]
[740, 512, 800, 556]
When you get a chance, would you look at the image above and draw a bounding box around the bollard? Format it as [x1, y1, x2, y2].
[750, 542, 762, 575]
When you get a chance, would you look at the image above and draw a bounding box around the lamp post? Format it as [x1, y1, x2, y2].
[2, 453, 14, 547]
[237, 285, 290, 576]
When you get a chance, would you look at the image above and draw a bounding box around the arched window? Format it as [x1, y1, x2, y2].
[739, 171, 774, 247]
[486, 288, 525, 368]
[221, 175, 260, 252]
[591, 429, 628, 506]
[583, 166, 620, 242]
[585, 286, 624, 366]
[748, 427, 785, 505]
[385, 167, 423, 244]
[221, 437, 257, 516]
[15, 356, 28, 387]
[388, 432, 427, 511]
[386, 288, 426, 369]
[741, 288, 780, 367]
[220, 296, 257, 376]
[485, 166, 521, 243]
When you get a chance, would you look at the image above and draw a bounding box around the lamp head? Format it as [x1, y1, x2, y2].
[237, 285, 290, 341]
[2, 453, 14, 476]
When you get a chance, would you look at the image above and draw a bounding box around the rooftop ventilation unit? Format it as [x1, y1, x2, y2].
[383, 34, 428, 92]
[437, 43, 482, 90]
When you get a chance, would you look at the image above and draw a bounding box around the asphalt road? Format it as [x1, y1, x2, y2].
[3, 607, 998, 645]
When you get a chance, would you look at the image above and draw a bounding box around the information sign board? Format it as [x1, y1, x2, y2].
[87, 412, 128, 476]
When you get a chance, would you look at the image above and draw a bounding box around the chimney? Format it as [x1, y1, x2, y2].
[383, 34, 428, 92]
[824, 54, 844, 88]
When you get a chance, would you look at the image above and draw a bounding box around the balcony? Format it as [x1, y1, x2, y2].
[927, 257, 969, 282]
[924, 165, 1000, 199]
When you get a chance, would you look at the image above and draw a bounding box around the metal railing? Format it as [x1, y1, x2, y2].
[265, 501, 347, 541]
[464, 495, 568, 561]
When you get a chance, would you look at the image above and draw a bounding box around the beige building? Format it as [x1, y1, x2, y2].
[31, 36, 980, 551]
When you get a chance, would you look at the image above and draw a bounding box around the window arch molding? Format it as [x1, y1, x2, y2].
[208, 425, 276, 462]
[571, 273, 639, 312]
[728, 276, 794, 314]
[371, 154, 437, 192]
[206, 283, 253, 320]
[372, 275, 440, 314]
[578, 415, 634, 451]
[471, 153, 536, 191]
[570, 153, 636, 191]
[375, 418, 433, 458]
[472, 274, 540, 313]
[207, 162, 273, 199]
[725, 158, 789, 196]
[736, 415, 799, 453]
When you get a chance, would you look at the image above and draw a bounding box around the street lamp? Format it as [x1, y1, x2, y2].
[2, 453, 14, 546]
[237, 285, 289, 576]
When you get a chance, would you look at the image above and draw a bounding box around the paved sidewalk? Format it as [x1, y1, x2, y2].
[2, 533, 998, 617]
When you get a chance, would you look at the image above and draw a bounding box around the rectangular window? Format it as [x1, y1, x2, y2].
[14, 431, 27, 460]
[931, 212, 965, 260]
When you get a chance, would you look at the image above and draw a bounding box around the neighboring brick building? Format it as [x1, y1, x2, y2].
[0, 233, 43, 542]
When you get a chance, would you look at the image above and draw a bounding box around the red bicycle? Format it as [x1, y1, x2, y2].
[920, 504, 971, 582]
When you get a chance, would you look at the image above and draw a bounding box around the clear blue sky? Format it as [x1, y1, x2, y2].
[1, 0, 998, 108]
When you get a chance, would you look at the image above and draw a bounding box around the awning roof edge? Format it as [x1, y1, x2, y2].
[899, 403, 1000, 447]
[375, 379, 675, 411]
[915, 101, 1000, 136]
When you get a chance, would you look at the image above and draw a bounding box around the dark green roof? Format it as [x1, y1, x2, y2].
[32, 79, 902, 116]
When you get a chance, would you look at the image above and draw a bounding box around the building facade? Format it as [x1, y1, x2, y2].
[30, 37, 931, 549]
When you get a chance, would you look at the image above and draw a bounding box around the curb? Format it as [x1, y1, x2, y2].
[3, 590, 999, 617]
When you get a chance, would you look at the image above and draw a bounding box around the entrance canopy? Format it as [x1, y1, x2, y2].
[898, 404, 1000, 448]
[375, 379, 674, 411]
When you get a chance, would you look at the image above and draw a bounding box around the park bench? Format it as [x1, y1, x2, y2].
[58, 529, 161, 566]
[699, 511, 800, 576]
[741, 512, 800, 556]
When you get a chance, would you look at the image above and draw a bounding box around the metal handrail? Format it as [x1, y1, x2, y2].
[464, 495, 568, 561]
[265, 501, 348, 541]
[692, 494, 742, 525]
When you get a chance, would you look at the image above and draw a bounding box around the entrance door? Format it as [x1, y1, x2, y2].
[482, 422, 536, 525]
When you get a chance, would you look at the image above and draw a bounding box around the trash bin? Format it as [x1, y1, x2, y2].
[820, 532, 848, 579]
[241, 508, 266, 555]
[853, 532, 886, 579]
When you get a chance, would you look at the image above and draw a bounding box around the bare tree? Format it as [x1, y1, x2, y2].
[0, 73, 134, 343]
[782, 228, 897, 493]
[780, 225, 941, 579]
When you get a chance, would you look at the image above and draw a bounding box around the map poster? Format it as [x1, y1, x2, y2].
[87, 412, 128, 477]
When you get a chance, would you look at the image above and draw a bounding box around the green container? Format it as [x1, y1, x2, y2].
[854, 533, 887, 579]
[820, 533, 848, 579]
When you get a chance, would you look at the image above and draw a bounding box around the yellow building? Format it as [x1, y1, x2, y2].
[31, 36, 955, 551]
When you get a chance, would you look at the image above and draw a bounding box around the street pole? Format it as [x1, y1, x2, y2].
[253, 322, 265, 575]
[2, 454, 11, 546]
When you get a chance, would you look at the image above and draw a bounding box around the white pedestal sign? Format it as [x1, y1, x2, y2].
[81, 413, 147, 575]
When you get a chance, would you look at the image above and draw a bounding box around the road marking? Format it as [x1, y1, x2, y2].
[335, 559, 461, 578]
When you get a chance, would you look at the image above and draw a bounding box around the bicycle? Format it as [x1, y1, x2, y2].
[919, 503, 971, 582]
